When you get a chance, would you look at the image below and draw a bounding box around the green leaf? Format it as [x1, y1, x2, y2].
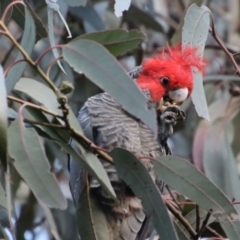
[12, 2, 47, 40]
[219, 217, 240, 240]
[110, 148, 178, 240]
[123, 5, 164, 33]
[174, 221, 189, 240]
[0, 184, 7, 209]
[70, 140, 116, 200]
[41, 203, 61, 240]
[14, 78, 61, 115]
[181, 208, 215, 235]
[153, 155, 237, 216]
[8, 119, 67, 209]
[182, 4, 211, 121]
[74, 29, 146, 56]
[0, 66, 8, 170]
[14, 78, 82, 132]
[47, 6, 66, 74]
[22, 0, 48, 40]
[62, 39, 157, 134]
[6, 5, 35, 93]
[76, 183, 110, 240]
[63, 0, 87, 7]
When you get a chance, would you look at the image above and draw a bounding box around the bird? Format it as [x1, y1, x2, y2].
[68, 43, 205, 240]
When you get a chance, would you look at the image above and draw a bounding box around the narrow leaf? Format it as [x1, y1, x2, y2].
[174, 221, 189, 240]
[182, 4, 211, 121]
[63, 39, 157, 134]
[153, 155, 237, 216]
[41, 203, 61, 240]
[110, 148, 178, 240]
[14, 78, 81, 132]
[14, 78, 61, 115]
[12, 2, 47, 40]
[70, 140, 116, 200]
[219, 217, 240, 240]
[8, 119, 67, 209]
[22, 0, 48, 40]
[76, 179, 110, 240]
[74, 29, 146, 56]
[0, 65, 8, 170]
[6, 5, 35, 93]
[47, 5, 66, 74]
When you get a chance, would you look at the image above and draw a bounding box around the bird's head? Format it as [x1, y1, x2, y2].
[136, 44, 206, 107]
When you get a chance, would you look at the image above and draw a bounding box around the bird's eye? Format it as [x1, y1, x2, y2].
[161, 77, 169, 86]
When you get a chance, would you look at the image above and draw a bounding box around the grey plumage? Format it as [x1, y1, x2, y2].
[68, 67, 184, 240]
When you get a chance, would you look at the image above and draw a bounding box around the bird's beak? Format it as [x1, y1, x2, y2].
[168, 87, 188, 105]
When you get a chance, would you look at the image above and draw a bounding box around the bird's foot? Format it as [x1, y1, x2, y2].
[160, 105, 185, 125]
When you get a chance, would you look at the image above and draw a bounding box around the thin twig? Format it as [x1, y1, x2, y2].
[1, 1, 23, 22]
[4, 59, 26, 76]
[206, 226, 225, 239]
[209, 14, 240, 78]
[46, 55, 62, 78]
[195, 205, 200, 233]
[0, 22, 58, 93]
[165, 201, 197, 238]
[34, 45, 63, 65]
[195, 211, 212, 239]
[165, 185, 184, 212]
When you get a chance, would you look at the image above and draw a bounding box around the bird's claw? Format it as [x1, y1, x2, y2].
[160, 105, 185, 125]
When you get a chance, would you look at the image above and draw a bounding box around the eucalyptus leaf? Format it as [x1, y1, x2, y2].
[174, 221, 189, 240]
[219, 218, 240, 240]
[41, 203, 61, 240]
[74, 29, 146, 56]
[182, 4, 211, 121]
[0, 66, 8, 170]
[6, 5, 35, 93]
[12, 1, 47, 40]
[47, 5, 66, 74]
[22, 0, 48, 40]
[62, 39, 157, 134]
[14, 77, 82, 132]
[153, 155, 237, 216]
[110, 148, 178, 240]
[76, 183, 110, 240]
[8, 119, 67, 209]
